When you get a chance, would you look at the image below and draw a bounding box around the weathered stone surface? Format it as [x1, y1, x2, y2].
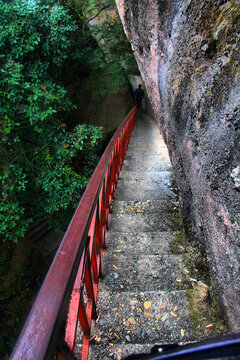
[105, 230, 178, 255]
[116, 0, 240, 329]
[101, 254, 189, 292]
[93, 290, 192, 344]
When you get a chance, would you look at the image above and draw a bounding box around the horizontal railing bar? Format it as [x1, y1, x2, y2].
[10, 106, 136, 360]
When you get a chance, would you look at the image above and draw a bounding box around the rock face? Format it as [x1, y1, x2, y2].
[115, 0, 240, 330]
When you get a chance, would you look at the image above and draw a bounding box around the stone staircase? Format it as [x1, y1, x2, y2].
[87, 111, 194, 359]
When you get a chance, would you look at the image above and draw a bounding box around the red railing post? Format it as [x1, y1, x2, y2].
[105, 165, 111, 209]
[91, 242, 98, 284]
[84, 254, 97, 320]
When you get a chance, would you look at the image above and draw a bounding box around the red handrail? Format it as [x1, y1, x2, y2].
[10, 106, 137, 360]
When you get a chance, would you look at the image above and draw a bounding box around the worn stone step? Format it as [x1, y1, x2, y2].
[127, 136, 167, 144]
[125, 151, 170, 160]
[132, 122, 158, 133]
[114, 179, 174, 201]
[125, 153, 169, 162]
[110, 200, 177, 215]
[105, 231, 178, 255]
[127, 133, 165, 142]
[127, 138, 163, 145]
[126, 148, 168, 156]
[101, 254, 191, 292]
[88, 343, 153, 360]
[126, 143, 167, 155]
[92, 290, 193, 346]
[128, 129, 166, 139]
[131, 123, 159, 138]
[131, 123, 160, 132]
[122, 159, 171, 173]
[108, 210, 178, 233]
[119, 170, 172, 182]
[128, 136, 167, 143]
[108, 198, 180, 232]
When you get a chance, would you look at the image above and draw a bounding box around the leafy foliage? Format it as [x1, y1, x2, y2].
[0, 0, 102, 243]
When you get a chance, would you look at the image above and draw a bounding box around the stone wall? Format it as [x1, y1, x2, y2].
[116, 0, 240, 330]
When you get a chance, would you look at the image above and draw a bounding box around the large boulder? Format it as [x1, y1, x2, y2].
[116, 0, 240, 330]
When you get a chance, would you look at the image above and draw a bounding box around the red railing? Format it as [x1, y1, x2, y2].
[10, 106, 137, 360]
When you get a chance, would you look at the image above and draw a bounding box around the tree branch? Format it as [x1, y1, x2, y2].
[87, 5, 110, 24]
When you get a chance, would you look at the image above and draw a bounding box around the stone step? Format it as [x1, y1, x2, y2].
[126, 143, 167, 154]
[127, 136, 167, 144]
[128, 130, 165, 139]
[101, 254, 191, 292]
[127, 133, 165, 142]
[125, 153, 169, 162]
[110, 200, 177, 215]
[128, 136, 167, 143]
[131, 124, 159, 137]
[125, 150, 170, 159]
[127, 137, 163, 144]
[121, 159, 171, 173]
[114, 179, 174, 201]
[126, 147, 168, 154]
[88, 343, 153, 360]
[92, 290, 193, 346]
[105, 231, 178, 255]
[108, 211, 178, 233]
[131, 126, 161, 137]
[119, 170, 172, 181]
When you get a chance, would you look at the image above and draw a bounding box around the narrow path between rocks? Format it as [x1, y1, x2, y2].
[86, 111, 194, 359]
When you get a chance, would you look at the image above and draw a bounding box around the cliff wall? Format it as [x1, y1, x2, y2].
[116, 0, 240, 330]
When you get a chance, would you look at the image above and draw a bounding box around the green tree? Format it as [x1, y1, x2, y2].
[0, 0, 102, 243]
